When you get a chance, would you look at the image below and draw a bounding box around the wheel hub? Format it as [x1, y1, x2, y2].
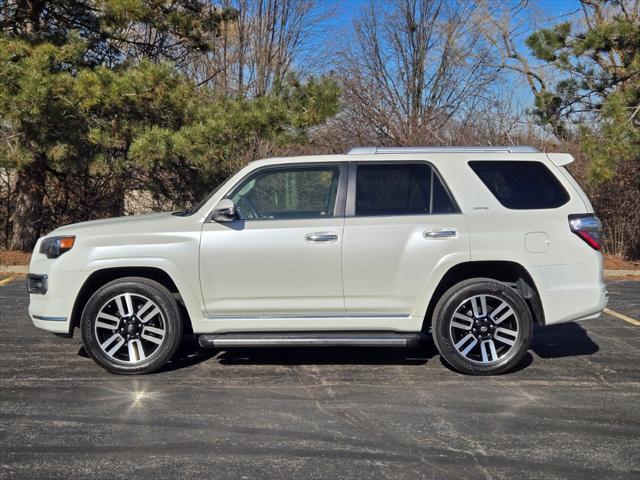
[121, 317, 142, 338]
[473, 318, 495, 340]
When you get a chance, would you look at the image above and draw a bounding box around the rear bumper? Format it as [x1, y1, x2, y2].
[529, 255, 608, 325]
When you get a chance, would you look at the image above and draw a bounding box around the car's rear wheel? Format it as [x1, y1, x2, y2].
[432, 278, 533, 375]
[80, 277, 183, 375]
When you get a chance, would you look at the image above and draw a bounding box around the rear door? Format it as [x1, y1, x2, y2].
[341, 161, 470, 324]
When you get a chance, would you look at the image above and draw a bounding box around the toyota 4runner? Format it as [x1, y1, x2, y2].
[27, 146, 608, 375]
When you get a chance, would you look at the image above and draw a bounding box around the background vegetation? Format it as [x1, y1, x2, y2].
[0, 0, 638, 259]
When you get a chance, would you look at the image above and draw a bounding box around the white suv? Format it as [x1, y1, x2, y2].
[27, 146, 608, 375]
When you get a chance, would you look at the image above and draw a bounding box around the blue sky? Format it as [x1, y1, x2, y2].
[311, 0, 584, 54]
[316, 0, 584, 29]
[306, 0, 586, 109]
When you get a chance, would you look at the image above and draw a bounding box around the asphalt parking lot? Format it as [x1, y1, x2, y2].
[1, 276, 639, 479]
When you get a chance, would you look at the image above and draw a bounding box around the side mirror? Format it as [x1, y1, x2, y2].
[212, 198, 237, 222]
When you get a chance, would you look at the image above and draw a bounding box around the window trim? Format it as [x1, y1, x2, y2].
[468, 160, 570, 210]
[345, 161, 461, 217]
[209, 162, 349, 222]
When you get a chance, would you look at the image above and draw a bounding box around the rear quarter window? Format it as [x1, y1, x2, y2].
[468, 161, 570, 209]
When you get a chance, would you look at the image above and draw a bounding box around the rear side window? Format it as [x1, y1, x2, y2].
[355, 163, 457, 216]
[469, 161, 569, 209]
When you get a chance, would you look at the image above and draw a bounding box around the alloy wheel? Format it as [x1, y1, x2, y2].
[94, 293, 166, 363]
[449, 294, 520, 365]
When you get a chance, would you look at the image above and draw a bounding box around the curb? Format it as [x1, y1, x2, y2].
[604, 269, 640, 277]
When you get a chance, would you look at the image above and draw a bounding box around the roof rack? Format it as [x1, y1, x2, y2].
[346, 146, 540, 155]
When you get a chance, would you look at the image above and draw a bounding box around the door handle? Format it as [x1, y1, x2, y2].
[305, 232, 338, 242]
[424, 228, 457, 238]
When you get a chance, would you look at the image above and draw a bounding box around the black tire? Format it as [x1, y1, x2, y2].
[432, 278, 532, 375]
[80, 277, 183, 375]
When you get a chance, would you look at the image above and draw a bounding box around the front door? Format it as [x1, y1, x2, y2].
[199, 163, 347, 321]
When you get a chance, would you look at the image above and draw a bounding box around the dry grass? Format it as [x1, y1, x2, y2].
[0, 250, 31, 265]
[603, 255, 640, 271]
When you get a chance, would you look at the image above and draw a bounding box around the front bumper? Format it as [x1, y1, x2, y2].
[28, 248, 81, 335]
[26, 273, 48, 294]
[29, 282, 73, 334]
[29, 285, 74, 334]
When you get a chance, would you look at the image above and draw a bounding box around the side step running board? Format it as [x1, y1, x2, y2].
[198, 332, 424, 349]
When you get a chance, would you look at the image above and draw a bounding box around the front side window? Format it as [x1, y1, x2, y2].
[469, 161, 569, 209]
[355, 163, 457, 216]
[229, 165, 341, 220]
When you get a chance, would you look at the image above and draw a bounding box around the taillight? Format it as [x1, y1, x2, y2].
[569, 214, 602, 250]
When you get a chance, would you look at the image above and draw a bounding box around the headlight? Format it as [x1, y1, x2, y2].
[40, 235, 75, 259]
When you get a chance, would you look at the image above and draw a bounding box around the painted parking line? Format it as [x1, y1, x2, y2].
[604, 308, 640, 327]
[0, 275, 18, 287]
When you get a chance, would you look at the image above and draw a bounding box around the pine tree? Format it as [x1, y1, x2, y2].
[526, 0, 639, 181]
[0, 1, 340, 249]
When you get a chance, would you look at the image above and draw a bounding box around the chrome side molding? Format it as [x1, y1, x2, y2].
[206, 313, 410, 320]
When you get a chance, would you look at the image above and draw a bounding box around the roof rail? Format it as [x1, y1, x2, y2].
[346, 146, 540, 155]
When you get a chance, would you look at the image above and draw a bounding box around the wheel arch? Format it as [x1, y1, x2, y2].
[70, 266, 193, 335]
[422, 260, 545, 332]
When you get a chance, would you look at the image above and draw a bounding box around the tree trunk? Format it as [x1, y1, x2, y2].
[8, 156, 46, 250]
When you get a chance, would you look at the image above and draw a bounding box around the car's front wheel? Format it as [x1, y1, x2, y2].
[80, 277, 183, 375]
[432, 278, 533, 375]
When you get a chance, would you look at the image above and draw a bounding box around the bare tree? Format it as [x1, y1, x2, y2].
[0, 167, 16, 247]
[189, 0, 332, 97]
[333, 0, 503, 146]
[474, 0, 547, 97]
